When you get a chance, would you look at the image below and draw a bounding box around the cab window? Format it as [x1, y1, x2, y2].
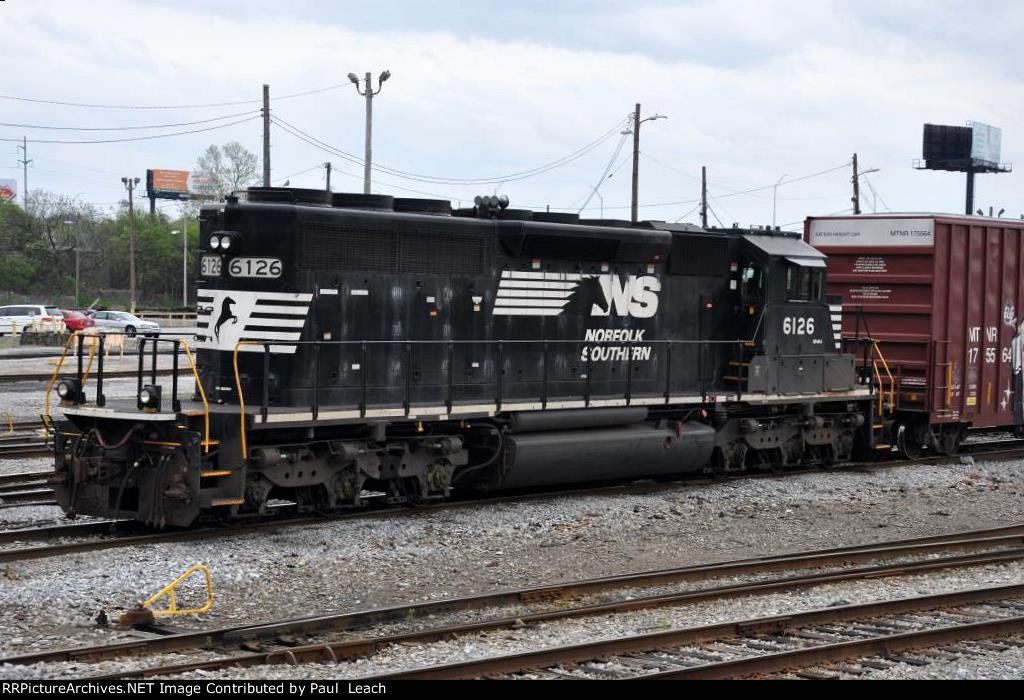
[786, 265, 822, 302]
[740, 265, 763, 303]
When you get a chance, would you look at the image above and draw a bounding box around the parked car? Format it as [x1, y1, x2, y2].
[88, 310, 160, 337]
[60, 310, 96, 333]
[0, 305, 66, 335]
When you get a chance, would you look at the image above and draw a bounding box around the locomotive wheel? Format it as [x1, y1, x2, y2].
[896, 423, 924, 460]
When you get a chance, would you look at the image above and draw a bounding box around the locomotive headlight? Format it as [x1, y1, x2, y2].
[209, 235, 221, 250]
[138, 384, 162, 412]
[57, 378, 84, 405]
[219, 235, 232, 250]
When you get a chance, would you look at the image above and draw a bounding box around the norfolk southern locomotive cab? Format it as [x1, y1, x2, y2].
[50, 188, 871, 527]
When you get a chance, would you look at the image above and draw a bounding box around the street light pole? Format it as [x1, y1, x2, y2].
[772, 174, 788, 229]
[64, 219, 79, 307]
[181, 210, 188, 307]
[348, 70, 391, 194]
[122, 177, 140, 313]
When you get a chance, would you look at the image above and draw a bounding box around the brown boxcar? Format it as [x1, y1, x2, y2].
[805, 214, 1024, 456]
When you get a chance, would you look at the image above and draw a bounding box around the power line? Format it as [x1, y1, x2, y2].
[706, 201, 726, 227]
[0, 110, 258, 131]
[861, 173, 891, 212]
[672, 203, 702, 223]
[0, 116, 260, 144]
[577, 131, 629, 213]
[0, 83, 350, 110]
[271, 114, 630, 185]
[272, 164, 324, 185]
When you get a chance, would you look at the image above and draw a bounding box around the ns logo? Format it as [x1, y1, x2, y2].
[585, 274, 661, 318]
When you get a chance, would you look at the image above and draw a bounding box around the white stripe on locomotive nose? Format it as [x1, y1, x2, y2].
[238, 304, 309, 316]
[246, 317, 307, 328]
[197, 289, 313, 302]
[239, 331, 304, 341]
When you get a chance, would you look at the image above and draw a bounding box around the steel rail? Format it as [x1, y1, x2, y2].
[89, 547, 1024, 679]
[6, 524, 1024, 671]
[0, 470, 52, 487]
[362, 584, 1024, 679]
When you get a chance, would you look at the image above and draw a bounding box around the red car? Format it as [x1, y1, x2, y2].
[61, 310, 95, 332]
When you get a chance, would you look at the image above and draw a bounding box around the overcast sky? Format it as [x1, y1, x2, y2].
[1, 0, 1020, 226]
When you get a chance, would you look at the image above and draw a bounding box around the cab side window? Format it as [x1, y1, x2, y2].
[786, 265, 822, 302]
[740, 265, 763, 304]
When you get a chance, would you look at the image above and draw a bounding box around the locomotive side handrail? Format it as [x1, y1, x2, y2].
[42, 331, 80, 436]
[231, 337, 756, 462]
[178, 339, 211, 453]
[136, 336, 213, 453]
[872, 340, 895, 416]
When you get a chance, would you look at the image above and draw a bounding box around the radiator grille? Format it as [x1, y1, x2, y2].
[299, 221, 491, 275]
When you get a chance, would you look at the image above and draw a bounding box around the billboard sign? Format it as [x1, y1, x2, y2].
[970, 122, 1002, 166]
[146, 169, 191, 200]
[0, 179, 16, 202]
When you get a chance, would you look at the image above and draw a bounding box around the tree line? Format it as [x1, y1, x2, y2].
[0, 142, 259, 310]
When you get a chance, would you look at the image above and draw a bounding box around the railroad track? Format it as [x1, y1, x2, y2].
[4, 523, 1024, 677]
[366, 585, 1024, 680]
[3, 438, 1024, 555]
[0, 420, 49, 460]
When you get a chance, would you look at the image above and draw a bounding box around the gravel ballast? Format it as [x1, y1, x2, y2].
[0, 450, 1022, 679]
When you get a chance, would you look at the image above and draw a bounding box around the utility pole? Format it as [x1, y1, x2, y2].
[852, 153, 860, 215]
[262, 84, 271, 187]
[700, 165, 708, 228]
[122, 177, 140, 313]
[324, 162, 332, 192]
[630, 103, 641, 223]
[627, 104, 667, 224]
[348, 70, 391, 194]
[17, 136, 31, 210]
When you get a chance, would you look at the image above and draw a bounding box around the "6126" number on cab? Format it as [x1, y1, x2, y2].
[782, 316, 815, 335]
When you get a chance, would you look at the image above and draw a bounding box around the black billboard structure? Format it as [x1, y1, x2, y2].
[914, 122, 1011, 215]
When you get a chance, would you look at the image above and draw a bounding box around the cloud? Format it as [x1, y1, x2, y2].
[0, 0, 1019, 224]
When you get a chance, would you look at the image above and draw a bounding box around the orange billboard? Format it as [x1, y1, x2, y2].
[149, 169, 190, 194]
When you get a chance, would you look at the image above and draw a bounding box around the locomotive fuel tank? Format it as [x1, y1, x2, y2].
[489, 421, 715, 489]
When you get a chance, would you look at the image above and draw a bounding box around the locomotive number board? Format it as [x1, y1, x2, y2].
[200, 255, 222, 276]
[228, 257, 283, 278]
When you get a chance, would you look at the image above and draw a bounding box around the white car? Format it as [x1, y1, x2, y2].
[0, 304, 66, 335]
[88, 311, 161, 337]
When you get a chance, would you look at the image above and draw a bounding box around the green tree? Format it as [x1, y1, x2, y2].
[193, 141, 260, 200]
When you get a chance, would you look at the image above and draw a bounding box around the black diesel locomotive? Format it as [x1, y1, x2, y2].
[50, 187, 873, 527]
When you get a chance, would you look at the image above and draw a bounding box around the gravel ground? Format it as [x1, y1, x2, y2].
[0, 451, 1022, 679]
[0, 377, 166, 423]
[854, 639, 1024, 679]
